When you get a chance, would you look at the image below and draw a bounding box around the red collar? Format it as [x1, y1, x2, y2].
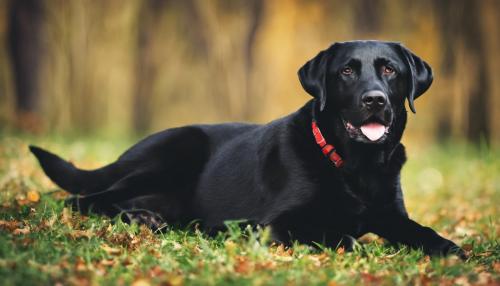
[311, 120, 344, 168]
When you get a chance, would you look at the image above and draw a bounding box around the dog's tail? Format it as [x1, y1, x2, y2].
[29, 145, 119, 194]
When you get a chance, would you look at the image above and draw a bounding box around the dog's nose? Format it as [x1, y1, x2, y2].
[362, 91, 387, 110]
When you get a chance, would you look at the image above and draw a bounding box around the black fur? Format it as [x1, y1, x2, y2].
[30, 41, 465, 258]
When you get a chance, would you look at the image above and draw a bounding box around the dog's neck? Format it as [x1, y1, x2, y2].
[311, 100, 407, 171]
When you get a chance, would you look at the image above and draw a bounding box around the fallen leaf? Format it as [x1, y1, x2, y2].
[75, 257, 87, 272]
[15, 194, 29, 206]
[99, 259, 115, 267]
[275, 244, 293, 256]
[255, 260, 277, 271]
[95, 224, 111, 238]
[27, 190, 40, 202]
[131, 278, 151, 286]
[462, 243, 473, 251]
[68, 230, 92, 239]
[454, 276, 470, 286]
[122, 257, 132, 266]
[149, 265, 165, 277]
[492, 262, 500, 272]
[101, 244, 121, 255]
[476, 272, 492, 284]
[166, 273, 184, 286]
[0, 220, 20, 232]
[13, 227, 30, 235]
[131, 237, 141, 246]
[61, 207, 72, 225]
[234, 256, 252, 275]
[361, 273, 382, 284]
[38, 215, 57, 230]
[336, 247, 345, 255]
[308, 253, 330, 267]
[327, 280, 339, 286]
[149, 248, 162, 259]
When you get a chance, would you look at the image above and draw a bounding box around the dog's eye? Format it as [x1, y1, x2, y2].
[341, 66, 353, 75]
[382, 65, 395, 75]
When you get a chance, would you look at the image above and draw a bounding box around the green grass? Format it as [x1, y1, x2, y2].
[0, 134, 498, 285]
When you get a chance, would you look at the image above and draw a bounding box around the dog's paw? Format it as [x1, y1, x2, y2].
[425, 239, 468, 260]
[122, 210, 166, 231]
[339, 234, 358, 252]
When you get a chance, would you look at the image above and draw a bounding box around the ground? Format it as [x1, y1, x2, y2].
[0, 134, 498, 285]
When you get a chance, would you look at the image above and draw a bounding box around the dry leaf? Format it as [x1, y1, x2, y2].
[275, 244, 293, 256]
[276, 244, 286, 255]
[131, 278, 151, 286]
[166, 273, 184, 286]
[336, 247, 345, 255]
[101, 243, 121, 255]
[476, 272, 492, 284]
[308, 253, 330, 267]
[462, 243, 473, 251]
[75, 257, 87, 272]
[61, 207, 71, 225]
[0, 220, 20, 232]
[255, 260, 277, 271]
[68, 230, 92, 239]
[99, 259, 115, 267]
[130, 237, 141, 246]
[361, 273, 382, 284]
[13, 227, 30, 235]
[15, 194, 29, 206]
[27, 190, 40, 202]
[327, 281, 339, 286]
[454, 276, 470, 286]
[149, 265, 165, 277]
[234, 256, 252, 275]
[149, 249, 162, 259]
[493, 262, 500, 272]
[39, 215, 57, 230]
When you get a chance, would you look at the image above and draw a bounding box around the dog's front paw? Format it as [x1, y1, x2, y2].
[338, 234, 358, 252]
[425, 239, 467, 260]
[122, 210, 166, 231]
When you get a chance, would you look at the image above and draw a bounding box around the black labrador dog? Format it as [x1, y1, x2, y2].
[30, 40, 465, 258]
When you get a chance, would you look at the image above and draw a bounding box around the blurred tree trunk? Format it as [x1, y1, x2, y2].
[434, 0, 491, 144]
[133, 1, 169, 134]
[461, 1, 490, 144]
[8, 0, 44, 132]
[433, 0, 460, 141]
[193, 0, 264, 121]
[243, 0, 263, 120]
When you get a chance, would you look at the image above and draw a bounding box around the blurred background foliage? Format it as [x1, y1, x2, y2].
[0, 0, 499, 147]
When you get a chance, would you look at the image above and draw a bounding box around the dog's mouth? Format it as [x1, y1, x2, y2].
[342, 118, 390, 142]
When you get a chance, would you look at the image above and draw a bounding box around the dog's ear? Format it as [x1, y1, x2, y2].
[298, 44, 337, 111]
[397, 44, 433, 113]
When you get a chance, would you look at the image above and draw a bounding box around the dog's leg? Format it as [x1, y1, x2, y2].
[66, 170, 159, 213]
[367, 213, 466, 259]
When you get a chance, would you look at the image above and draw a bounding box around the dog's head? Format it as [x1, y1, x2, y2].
[299, 41, 433, 144]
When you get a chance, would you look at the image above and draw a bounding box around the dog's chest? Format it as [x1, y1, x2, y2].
[338, 168, 399, 210]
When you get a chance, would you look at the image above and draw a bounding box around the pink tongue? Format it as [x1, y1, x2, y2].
[360, 123, 386, 141]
